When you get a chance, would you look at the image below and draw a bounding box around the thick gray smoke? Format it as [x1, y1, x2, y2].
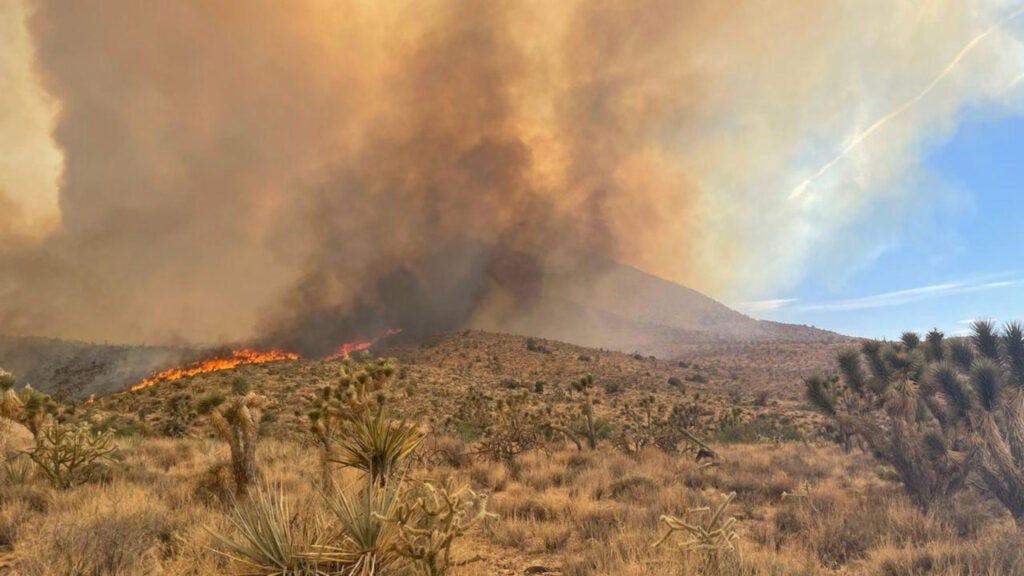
[1, 0, 1022, 349]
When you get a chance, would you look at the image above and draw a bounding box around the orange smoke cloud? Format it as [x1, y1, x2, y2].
[1, 0, 1022, 345]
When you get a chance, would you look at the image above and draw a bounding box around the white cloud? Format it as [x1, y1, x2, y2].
[794, 278, 1022, 312]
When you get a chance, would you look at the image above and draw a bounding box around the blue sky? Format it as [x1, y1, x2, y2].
[742, 112, 1024, 339]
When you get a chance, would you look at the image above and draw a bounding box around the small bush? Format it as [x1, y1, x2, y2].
[20, 505, 180, 576]
[816, 517, 878, 568]
[603, 475, 658, 504]
[196, 392, 226, 415]
[603, 382, 623, 395]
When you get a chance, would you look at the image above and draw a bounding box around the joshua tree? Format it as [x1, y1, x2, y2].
[545, 375, 604, 452]
[1, 372, 59, 442]
[211, 376, 267, 496]
[309, 355, 423, 486]
[571, 375, 599, 450]
[807, 321, 1024, 524]
[0, 369, 15, 459]
[478, 389, 544, 463]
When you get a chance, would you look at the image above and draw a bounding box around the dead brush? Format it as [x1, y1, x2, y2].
[654, 491, 741, 574]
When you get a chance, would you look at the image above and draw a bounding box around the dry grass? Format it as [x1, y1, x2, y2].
[2, 332, 1022, 575]
[4, 434, 1020, 575]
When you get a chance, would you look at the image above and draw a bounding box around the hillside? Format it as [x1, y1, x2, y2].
[0, 336, 191, 399]
[0, 261, 846, 399]
[90, 330, 839, 448]
[475, 260, 841, 357]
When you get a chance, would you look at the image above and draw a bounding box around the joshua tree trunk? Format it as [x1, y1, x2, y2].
[583, 399, 597, 450]
[319, 438, 333, 489]
[229, 429, 258, 496]
[211, 392, 265, 497]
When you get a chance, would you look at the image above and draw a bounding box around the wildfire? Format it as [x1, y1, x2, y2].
[128, 348, 299, 392]
[325, 328, 403, 361]
[124, 328, 402, 393]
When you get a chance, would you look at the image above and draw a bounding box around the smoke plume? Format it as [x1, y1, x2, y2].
[1, 0, 1022, 348]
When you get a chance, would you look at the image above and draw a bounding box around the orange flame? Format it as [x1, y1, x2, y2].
[325, 328, 403, 361]
[128, 348, 299, 392]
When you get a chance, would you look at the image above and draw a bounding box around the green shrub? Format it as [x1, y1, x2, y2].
[197, 392, 227, 415]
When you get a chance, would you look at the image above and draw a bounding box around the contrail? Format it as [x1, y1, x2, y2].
[998, 70, 1024, 96]
[790, 4, 1024, 200]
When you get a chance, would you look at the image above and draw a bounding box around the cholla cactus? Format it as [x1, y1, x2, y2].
[26, 421, 115, 489]
[211, 377, 267, 496]
[381, 479, 496, 576]
[655, 491, 740, 573]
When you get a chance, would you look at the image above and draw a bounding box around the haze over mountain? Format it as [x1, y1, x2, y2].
[0, 260, 840, 398]
[474, 259, 839, 356]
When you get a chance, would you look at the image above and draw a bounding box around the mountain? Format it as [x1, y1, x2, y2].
[472, 260, 840, 356]
[0, 336, 190, 398]
[0, 260, 842, 398]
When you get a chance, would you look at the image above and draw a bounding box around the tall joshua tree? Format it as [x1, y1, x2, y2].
[806, 336, 970, 510]
[309, 355, 422, 486]
[807, 321, 1024, 524]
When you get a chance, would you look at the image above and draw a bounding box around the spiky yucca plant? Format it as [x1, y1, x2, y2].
[807, 321, 1024, 524]
[211, 377, 267, 496]
[330, 414, 423, 486]
[320, 478, 406, 575]
[0, 369, 15, 461]
[213, 483, 347, 576]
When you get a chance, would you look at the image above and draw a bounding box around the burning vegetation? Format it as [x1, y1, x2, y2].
[324, 328, 403, 362]
[127, 328, 403, 392]
[127, 349, 299, 392]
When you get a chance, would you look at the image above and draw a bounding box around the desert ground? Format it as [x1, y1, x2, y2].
[2, 330, 1023, 575]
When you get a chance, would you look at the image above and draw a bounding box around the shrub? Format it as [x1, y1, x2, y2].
[20, 502, 179, 576]
[525, 338, 549, 354]
[26, 422, 115, 489]
[196, 392, 226, 415]
[816, 516, 877, 568]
